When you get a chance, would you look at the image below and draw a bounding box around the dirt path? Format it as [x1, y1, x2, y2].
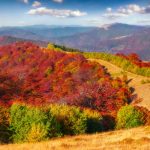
[89, 59, 150, 110]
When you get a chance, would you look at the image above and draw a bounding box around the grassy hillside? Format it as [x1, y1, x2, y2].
[83, 52, 150, 77]
[88, 58, 150, 110]
[0, 126, 149, 150]
[77, 51, 150, 110]
[0, 42, 149, 146]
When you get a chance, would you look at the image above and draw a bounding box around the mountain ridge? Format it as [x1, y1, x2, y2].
[0, 23, 150, 60]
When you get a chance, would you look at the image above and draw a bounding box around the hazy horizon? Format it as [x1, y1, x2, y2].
[0, 22, 149, 28]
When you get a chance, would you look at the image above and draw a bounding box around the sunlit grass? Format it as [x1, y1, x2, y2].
[0, 126, 149, 150]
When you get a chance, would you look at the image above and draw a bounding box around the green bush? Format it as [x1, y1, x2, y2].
[9, 103, 104, 143]
[0, 106, 11, 143]
[49, 104, 87, 135]
[27, 123, 52, 143]
[116, 105, 144, 129]
[83, 109, 103, 133]
[10, 104, 61, 143]
[47, 43, 62, 52]
[2, 103, 105, 143]
[53, 44, 81, 53]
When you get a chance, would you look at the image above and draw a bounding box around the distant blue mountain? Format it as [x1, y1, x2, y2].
[0, 25, 95, 40]
[0, 23, 150, 60]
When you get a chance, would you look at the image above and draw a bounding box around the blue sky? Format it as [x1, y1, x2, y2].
[0, 0, 150, 26]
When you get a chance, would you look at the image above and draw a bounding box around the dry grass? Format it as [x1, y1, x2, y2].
[89, 59, 150, 110]
[0, 126, 149, 150]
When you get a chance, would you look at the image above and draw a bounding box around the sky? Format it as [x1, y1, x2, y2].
[0, 0, 150, 27]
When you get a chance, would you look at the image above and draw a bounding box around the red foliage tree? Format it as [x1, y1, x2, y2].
[0, 42, 132, 115]
[116, 53, 150, 68]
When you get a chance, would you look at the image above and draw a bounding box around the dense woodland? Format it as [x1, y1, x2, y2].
[0, 42, 132, 114]
[0, 42, 149, 143]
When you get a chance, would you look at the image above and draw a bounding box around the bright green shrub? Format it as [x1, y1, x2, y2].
[0, 106, 11, 143]
[116, 105, 144, 129]
[53, 44, 81, 53]
[47, 43, 62, 51]
[83, 109, 103, 133]
[47, 43, 55, 50]
[49, 104, 87, 135]
[9, 103, 104, 143]
[10, 104, 61, 143]
[27, 123, 50, 142]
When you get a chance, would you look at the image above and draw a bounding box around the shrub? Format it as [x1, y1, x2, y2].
[10, 104, 61, 143]
[49, 104, 87, 135]
[102, 115, 115, 131]
[27, 123, 51, 142]
[83, 109, 103, 133]
[53, 44, 81, 53]
[47, 43, 55, 50]
[0, 106, 11, 143]
[116, 105, 144, 129]
[47, 43, 62, 51]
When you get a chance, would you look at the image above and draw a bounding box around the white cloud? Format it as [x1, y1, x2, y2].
[22, 0, 29, 4]
[27, 7, 87, 18]
[118, 4, 145, 15]
[106, 8, 112, 13]
[53, 0, 63, 3]
[104, 4, 150, 19]
[103, 13, 128, 19]
[32, 1, 41, 7]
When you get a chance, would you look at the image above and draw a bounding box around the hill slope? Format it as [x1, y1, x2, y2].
[89, 58, 150, 110]
[0, 26, 95, 40]
[0, 36, 47, 47]
[0, 126, 149, 150]
[50, 24, 150, 60]
[51, 23, 144, 50]
[0, 42, 132, 116]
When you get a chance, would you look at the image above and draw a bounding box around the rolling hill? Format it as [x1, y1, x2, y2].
[50, 24, 150, 60]
[51, 23, 145, 49]
[0, 26, 95, 40]
[0, 42, 149, 149]
[0, 36, 47, 47]
[89, 58, 150, 110]
[0, 42, 132, 116]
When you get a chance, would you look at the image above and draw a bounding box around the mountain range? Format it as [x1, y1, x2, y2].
[0, 23, 149, 60]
